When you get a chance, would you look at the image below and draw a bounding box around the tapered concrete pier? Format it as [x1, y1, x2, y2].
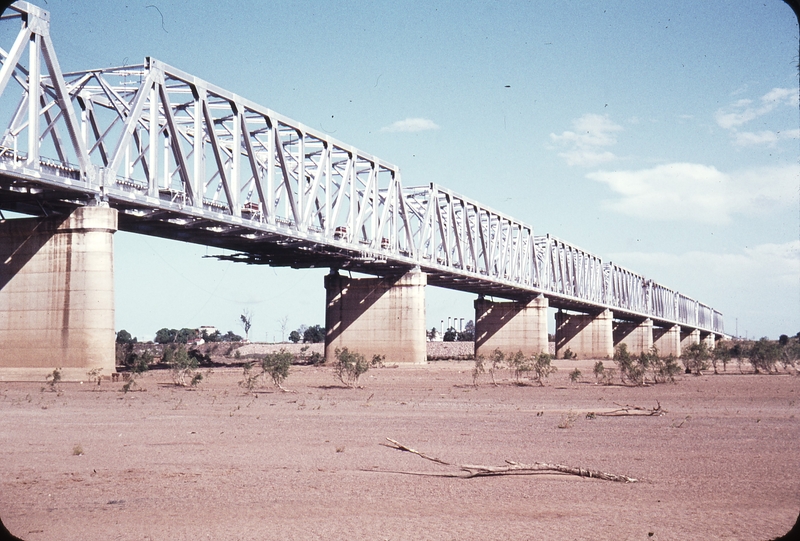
[474, 295, 548, 358]
[653, 325, 681, 357]
[324, 268, 427, 364]
[613, 318, 654, 355]
[555, 309, 614, 359]
[0, 206, 117, 381]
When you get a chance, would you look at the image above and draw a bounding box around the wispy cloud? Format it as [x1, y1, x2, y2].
[380, 117, 440, 133]
[715, 87, 799, 146]
[549, 113, 623, 167]
[587, 162, 799, 224]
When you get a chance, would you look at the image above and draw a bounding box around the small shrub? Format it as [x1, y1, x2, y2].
[262, 349, 293, 391]
[748, 338, 780, 374]
[472, 355, 486, 386]
[308, 351, 324, 366]
[652, 353, 681, 383]
[562, 348, 576, 360]
[614, 344, 644, 385]
[569, 368, 582, 383]
[333, 347, 370, 387]
[46, 368, 62, 392]
[683, 342, 710, 376]
[593, 361, 615, 385]
[87, 368, 103, 386]
[508, 351, 531, 383]
[122, 350, 151, 393]
[532, 353, 557, 386]
[371, 354, 386, 368]
[239, 362, 261, 393]
[558, 410, 578, 429]
[169, 346, 201, 387]
[72, 444, 83, 456]
[488, 349, 506, 386]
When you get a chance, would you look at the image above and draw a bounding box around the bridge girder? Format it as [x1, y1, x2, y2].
[0, 1, 724, 335]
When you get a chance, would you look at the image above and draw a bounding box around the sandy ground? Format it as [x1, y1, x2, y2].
[1, 359, 798, 541]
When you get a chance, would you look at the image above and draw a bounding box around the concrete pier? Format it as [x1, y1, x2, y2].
[613, 318, 654, 355]
[474, 295, 548, 358]
[324, 268, 427, 364]
[0, 206, 118, 381]
[653, 325, 681, 357]
[555, 309, 614, 359]
[680, 328, 701, 350]
[700, 332, 717, 350]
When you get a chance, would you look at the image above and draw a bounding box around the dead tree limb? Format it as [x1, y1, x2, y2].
[381, 438, 638, 483]
[592, 401, 665, 417]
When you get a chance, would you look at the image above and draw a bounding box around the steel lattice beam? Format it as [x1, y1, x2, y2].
[0, 2, 724, 334]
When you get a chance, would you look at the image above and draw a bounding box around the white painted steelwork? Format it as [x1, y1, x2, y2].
[0, 2, 723, 335]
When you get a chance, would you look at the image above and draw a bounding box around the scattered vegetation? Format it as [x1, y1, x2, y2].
[613, 345, 680, 385]
[166, 346, 203, 387]
[333, 347, 371, 387]
[122, 350, 151, 393]
[569, 368, 582, 383]
[472, 350, 556, 386]
[682, 342, 711, 376]
[261, 349, 293, 391]
[86, 368, 103, 387]
[562, 348, 576, 360]
[45, 368, 62, 392]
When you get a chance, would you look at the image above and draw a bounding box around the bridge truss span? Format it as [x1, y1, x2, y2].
[0, 1, 724, 335]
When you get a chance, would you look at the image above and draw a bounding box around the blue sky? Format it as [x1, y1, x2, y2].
[7, 1, 798, 341]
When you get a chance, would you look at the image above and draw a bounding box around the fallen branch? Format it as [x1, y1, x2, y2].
[591, 401, 665, 417]
[381, 438, 637, 483]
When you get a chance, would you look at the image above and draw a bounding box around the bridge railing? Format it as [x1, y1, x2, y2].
[0, 1, 724, 335]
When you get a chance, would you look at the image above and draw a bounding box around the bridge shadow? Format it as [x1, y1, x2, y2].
[0, 214, 67, 291]
[324, 271, 406, 346]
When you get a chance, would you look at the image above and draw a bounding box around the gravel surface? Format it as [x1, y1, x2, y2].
[1, 359, 798, 540]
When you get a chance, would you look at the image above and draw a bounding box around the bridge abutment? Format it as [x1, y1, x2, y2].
[555, 309, 614, 359]
[612, 318, 654, 355]
[653, 325, 681, 357]
[474, 295, 548, 358]
[324, 268, 427, 364]
[0, 206, 117, 381]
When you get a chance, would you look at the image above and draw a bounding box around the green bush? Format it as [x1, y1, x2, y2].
[333, 347, 370, 387]
[169, 346, 201, 386]
[507, 350, 531, 382]
[683, 342, 710, 376]
[748, 338, 780, 374]
[262, 349, 293, 390]
[532, 353, 557, 386]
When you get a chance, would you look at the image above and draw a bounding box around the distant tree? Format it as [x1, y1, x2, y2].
[443, 327, 458, 342]
[303, 324, 325, 343]
[221, 330, 243, 342]
[683, 342, 711, 376]
[116, 329, 136, 344]
[779, 334, 790, 346]
[458, 320, 475, 342]
[202, 329, 223, 342]
[427, 327, 438, 341]
[154, 327, 176, 344]
[240, 309, 253, 341]
[288, 330, 302, 343]
[175, 328, 199, 344]
[278, 315, 290, 342]
[748, 337, 781, 374]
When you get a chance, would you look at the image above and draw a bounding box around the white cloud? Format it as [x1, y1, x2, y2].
[587, 162, 799, 224]
[380, 117, 440, 133]
[715, 87, 799, 146]
[549, 113, 622, 166]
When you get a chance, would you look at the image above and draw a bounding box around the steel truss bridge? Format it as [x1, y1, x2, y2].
[0, 2, 723, 335]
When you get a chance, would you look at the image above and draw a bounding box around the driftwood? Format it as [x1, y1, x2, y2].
[381, 438, 638, 483]
[591, 401, 665, 417]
